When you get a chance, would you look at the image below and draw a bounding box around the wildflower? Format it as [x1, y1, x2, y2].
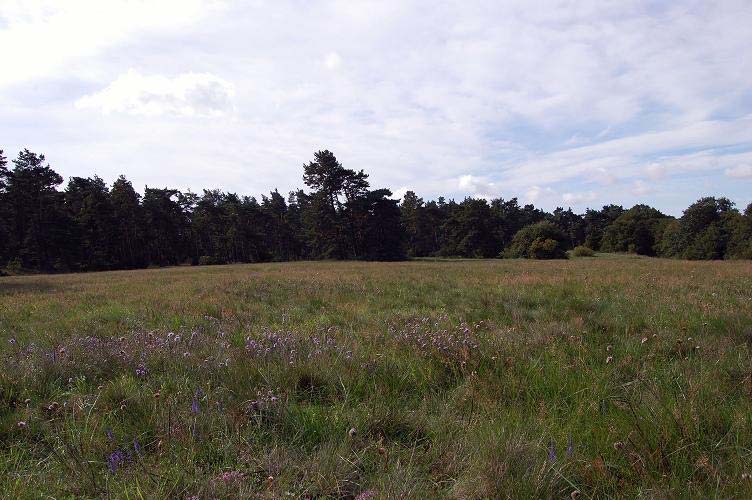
[134, 438, 142, 455]
[348, 427, 357, 438]
[566, 435, 574, 457]
[356, 491, 378, 500]
[107, 449, 126, 473]
[548, 441, 557, 462]
[17, 421, 27, 429]
[571, 491, 581, 499]
[606, 356, 613, 364]
[9, 338, 16, 344]
[613, 441, 625, 451]
[216, 471, 244, 483]
[641, 337, 648, 344]
[191, 397, 200, 414]
[23, 398, 31, 405]
[742, 472, 751, 480]
[606, 345, 613, 352]
[106, 428, 115, 442]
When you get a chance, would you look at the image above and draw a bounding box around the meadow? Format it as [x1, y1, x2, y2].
[1, 256, 752, 498]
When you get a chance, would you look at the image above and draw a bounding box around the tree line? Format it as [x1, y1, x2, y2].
[0, 147, 750, 273]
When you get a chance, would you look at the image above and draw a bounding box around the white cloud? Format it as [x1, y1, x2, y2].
[1, 0, 751, 215]
[391, 186, 409, 200]
[324, 52, 342, 70]
[75, 70, 235, 117]
[458, 174, 498, 198]
[725, 164, 752, 179]
[0, 1, 224, 89]
[562, 191, 597, 204]
[524, 185, 556, 205]
[631, 180, 654, 196]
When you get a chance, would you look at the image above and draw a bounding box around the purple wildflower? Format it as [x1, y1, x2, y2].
[105, 428, 115, 442]
[107, 449, 126, 473]
[356, 490, 378, 500]
[191, 389, 202, 414]
[566, 435, 574, 457]
[133, 438, 142, 455]
[548, 441, 557, 463]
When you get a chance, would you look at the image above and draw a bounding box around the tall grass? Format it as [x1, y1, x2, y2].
[1, 257, 752, 497]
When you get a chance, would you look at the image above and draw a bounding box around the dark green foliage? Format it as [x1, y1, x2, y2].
[726, 203, 752, 259]
[490, 197, 547, 249]
[401, 191, 441, 257]
[1, 149, 68, 271]
[659, 197, 739, 260]
[600, 204, 670, 256]
[504, 221, 568, 259]
[301, 150, 404, 261]
[441, 198, 500, 257]
[583, 204, 624, 250]
[0, 145, 750, 272]
[548, 207, 585, 249]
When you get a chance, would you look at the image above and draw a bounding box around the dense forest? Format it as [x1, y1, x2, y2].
[0, 147, 750, 273]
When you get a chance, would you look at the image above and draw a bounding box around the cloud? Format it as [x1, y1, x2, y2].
[458, 174, 498, 198]
[75, 70, 235, 117]
[725, 164, 752, 179]
[0, 1, 224, 89]
[2, 0, 752, 215]
[324, 52, 342, 70]
[562, 191, 597, 204]
[524, 185, 555, 205]
[631, 180, 655, 196]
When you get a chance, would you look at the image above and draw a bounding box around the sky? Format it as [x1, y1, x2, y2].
[1, 0, 751, 215]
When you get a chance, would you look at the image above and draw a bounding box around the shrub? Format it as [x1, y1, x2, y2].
[198, 255, 218, 266]
[571, 245, 595, 257]
[5, 257, 22, 274]
[504, 222, 568, 259]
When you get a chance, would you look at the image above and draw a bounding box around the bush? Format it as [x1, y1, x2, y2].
[571, 245, 595, 257]
[5, 257, 22, 274]
[504, 222, 568, 259]
[198, 255, 219, 266]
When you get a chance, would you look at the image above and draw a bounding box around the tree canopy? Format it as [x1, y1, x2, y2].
[0, 146, 750, 273]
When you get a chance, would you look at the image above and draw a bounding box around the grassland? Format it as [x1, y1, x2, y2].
[1, 256, 752, 498]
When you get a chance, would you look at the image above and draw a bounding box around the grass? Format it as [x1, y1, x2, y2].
[1, 257, 752, 498]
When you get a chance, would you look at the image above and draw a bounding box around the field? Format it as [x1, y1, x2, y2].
[2, 257, 752, 498]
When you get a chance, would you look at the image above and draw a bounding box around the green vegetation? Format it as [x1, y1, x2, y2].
[570, 246, 595, 257]
[2, 148, 751, 277]
[2, 257, 752, 497]
[504, 221, 568, 259]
